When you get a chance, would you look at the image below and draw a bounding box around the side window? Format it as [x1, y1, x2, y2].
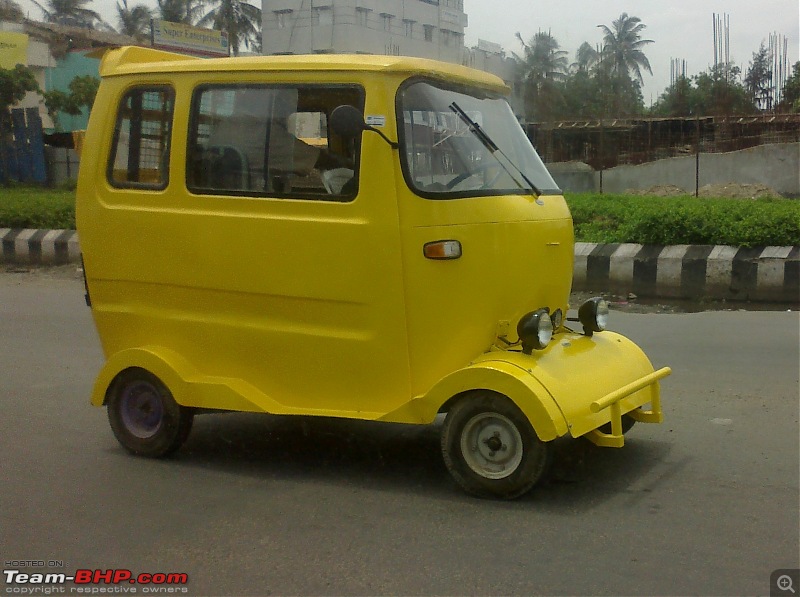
[187, 84, 363, 201]
[108, 86, 174, 189]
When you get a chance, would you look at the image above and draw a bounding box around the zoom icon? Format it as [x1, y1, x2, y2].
[772, 569, 800, 596]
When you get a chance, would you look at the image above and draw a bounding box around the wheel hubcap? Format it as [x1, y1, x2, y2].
[120, 381, 164, 439]
[460, 413, 523, 479]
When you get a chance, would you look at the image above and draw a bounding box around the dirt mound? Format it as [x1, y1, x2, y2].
[624, 182, 785, 198]
[625, 184, 688, 197]
[698, 183, 784, 199]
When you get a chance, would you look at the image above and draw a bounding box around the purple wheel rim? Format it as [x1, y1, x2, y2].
[120, 381, 164, 439]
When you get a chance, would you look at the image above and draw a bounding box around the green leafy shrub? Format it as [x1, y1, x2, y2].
[0, 185, 75, 229]
[566, 194, 800, 247]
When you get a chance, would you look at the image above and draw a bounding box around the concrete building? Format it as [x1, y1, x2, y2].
[261, 0, 522, 114]
[1, 21, 55, 128]
[262, 0, 467, 63]
[463, 38, 521, 116]
[1, 20, 138, 131]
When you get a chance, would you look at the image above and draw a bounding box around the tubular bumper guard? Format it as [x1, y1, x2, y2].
[583, 366, 672, 447]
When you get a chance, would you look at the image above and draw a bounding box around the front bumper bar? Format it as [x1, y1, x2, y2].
[584, 366, 672, 447]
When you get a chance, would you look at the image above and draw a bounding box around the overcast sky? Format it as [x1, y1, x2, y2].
[465, 0, 799, 101]
[14, 0, 800, 101]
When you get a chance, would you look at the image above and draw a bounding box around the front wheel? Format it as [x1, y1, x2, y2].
[599, 413, 637, 436]
[441, 392, 551, 499]
[106, 368, 194, 458]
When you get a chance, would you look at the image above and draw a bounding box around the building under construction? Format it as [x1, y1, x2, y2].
[526, 113, 800, 170]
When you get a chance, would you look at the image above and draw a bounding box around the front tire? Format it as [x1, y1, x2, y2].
[441, 392, 551, 499]
[599, 413, 637, 435]
[106, 368, 193, 457]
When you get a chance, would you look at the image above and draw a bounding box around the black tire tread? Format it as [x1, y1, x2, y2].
[441, 391, 551, 500]
[106, 368, 194, 458]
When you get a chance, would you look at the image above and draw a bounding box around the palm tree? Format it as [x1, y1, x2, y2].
[597, 13, 654, 85]
[573, 42, 600, 74]
[30, 0, 103, 27]
[0, 0, 25, 22]
[156, 0, 203, 24]
[198, 0, 261, 56]
[514, 31, 568, 121]
[116, 0, 152, 38]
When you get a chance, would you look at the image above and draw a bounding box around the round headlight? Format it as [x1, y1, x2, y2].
[517, 309, 553, 354]
[578, 297, 609, 336]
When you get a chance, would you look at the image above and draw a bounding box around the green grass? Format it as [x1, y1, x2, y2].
[565, 193, 800, 247]
[1, 186, 799, 247]
[0, 184, 76, 230]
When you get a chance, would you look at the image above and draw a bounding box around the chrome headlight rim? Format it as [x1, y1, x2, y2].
[517, 308, 553, 354]
[578, 297, 609, 336]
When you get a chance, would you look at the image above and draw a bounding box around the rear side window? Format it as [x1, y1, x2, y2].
[187, 84, 363, 201]
[108, 86, 174, 189]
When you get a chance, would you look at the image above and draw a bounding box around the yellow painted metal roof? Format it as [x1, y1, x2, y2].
[99, 46, 509, 94]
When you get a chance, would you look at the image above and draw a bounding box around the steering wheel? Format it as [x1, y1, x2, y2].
[445, 163, 503, 190]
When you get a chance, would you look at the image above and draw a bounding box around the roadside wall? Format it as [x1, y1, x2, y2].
[549, 143, 800, 196]
[546, 162, 595, 193]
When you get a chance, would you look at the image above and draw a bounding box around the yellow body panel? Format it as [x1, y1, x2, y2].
[78, 48, 668, 449]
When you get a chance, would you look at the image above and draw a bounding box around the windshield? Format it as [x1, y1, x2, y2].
[397, 80, 561, 198]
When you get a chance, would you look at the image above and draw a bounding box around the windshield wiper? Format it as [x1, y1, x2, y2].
[449, 102, 541, 197]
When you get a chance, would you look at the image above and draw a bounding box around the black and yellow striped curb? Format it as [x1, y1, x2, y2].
[2, 229, 797, 303]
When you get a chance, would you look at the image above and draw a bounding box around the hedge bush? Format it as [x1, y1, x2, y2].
[1, 187, 799, 247]
[566, 194, 800, 247]
[0, 185, 76, 230]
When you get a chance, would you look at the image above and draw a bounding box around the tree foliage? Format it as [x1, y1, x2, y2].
[197, 0, 261, 55]
[42, 75, 100, 130]
[515, 12, 792, 121]
[0, 65, 40, 113]
[745, 43, 774, 110]
[514, 31, 568, 122]
[0, 0, 25, 22]
[30, 0, 103, 27]
[651, 64, 757, 117]
[597, 13, 654, 85]
[515, 13, 652, 121]
[156, 0, 203, 24]
[778, 61, 800, 113]
[116, 0, 152, 38]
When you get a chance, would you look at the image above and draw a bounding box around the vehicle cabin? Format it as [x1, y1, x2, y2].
[77, 47, 670, 499]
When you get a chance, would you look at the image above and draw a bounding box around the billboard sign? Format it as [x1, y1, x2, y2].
[0, 31, 29, 68]
[151, 20, 229, 57]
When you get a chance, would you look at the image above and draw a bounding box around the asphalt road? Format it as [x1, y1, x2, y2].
[1, 270, 798, 597]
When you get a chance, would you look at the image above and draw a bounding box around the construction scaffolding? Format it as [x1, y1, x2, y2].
[526, 114, 800, 170]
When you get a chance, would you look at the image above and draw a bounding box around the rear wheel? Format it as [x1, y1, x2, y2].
[106, 368, 193, 457]
[441, 392, 551, 499]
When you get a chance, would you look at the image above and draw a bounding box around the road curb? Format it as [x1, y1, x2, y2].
[573, 242, 799, 303]
[1, 228, 80, 266]
[1, 229, 797, 303]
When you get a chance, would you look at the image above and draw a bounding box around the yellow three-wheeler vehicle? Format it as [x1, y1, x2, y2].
[77, 47, 670, 499]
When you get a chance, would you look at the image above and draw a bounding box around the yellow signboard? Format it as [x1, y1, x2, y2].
[151, 20, 229, 57]
[0, 31, 29, 69]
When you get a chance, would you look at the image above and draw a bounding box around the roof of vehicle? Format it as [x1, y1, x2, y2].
[99, 46, 509, 94]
